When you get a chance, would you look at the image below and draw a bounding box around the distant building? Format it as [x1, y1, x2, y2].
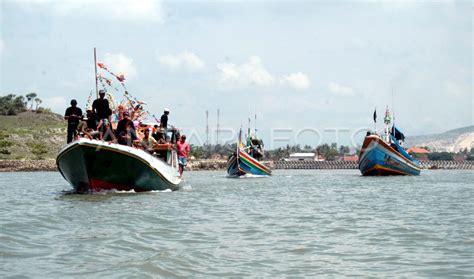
[453, 154, 466, 161]
[288, 153, 316, 161]
[343, 154, 359, 162]
[406, 147, 429, 154]
[406, 147, 430, 161]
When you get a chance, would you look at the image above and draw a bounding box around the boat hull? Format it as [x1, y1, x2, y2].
[57, 139, 181, 192]
[358, 135, 421, 176]
[226, 149, 272, 177]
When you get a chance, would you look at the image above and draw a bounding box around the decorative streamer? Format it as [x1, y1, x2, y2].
[94, 62, 159, 123]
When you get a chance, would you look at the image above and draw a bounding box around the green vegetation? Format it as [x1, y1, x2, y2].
[0, 131, 13, 155]
[0, 94, 27, 115]
[315, 143, 339, 161]
[1, 92, 49, 116]
[190, 143, 237, 160]
[0, 92, 65, 159]
[25, 93, 37, 110]
[428, 152, 454, 161]
[188, 142, 353, 161]
[28, 142, 49, 159]
[0, 111, 65, 159]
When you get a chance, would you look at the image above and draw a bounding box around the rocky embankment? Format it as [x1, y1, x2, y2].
[1, 159, 473, 172]
[0, 159, 230, 172]
[0, 159, 273, 172]
[0, 159, 236, 172]
[0, 160, 57, 172]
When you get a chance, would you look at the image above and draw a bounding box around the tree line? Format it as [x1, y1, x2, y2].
[189, 142, 354, 160]
[0, 92, 47, 115]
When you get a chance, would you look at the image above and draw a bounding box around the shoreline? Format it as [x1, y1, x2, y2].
[1, 159, 473, 172]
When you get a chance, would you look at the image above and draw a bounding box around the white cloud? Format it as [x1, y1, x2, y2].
[360, 0, 420, 10]
[217, 56, 275, 87]
[32, 0, 164, 23]
[43, 96, 68, 113]
[444, 80, 469, 98]
[158, 51, 205, 71]
[328, 82, 354, 96]
[102, 53, 137, 80]
[281, 72, 311, 90]
[217, 56, 311, 90]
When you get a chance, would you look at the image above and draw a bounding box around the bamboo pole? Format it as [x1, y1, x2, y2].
[94, 47, 98, 99]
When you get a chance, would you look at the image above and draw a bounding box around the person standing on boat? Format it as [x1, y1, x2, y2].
[92, 90, 111, 130]
[160, 108, 170, 131]
[64, 99, 83, 143]
[176, 135, 190, 177]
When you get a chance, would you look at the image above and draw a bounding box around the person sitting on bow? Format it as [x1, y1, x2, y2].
[141, 129, 157, 154]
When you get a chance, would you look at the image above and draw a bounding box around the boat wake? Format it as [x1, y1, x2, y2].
[230, 173, 269, 179]
[179, 184, 193, 191]
[100, 189, 137, 194]
[61, 188, 175, 195]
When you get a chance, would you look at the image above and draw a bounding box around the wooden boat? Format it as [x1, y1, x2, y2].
[227, 128, 272, 177]
[57, 138, 181, 192]
[358, 107, 421, 176]
[56, 49, 182, 192]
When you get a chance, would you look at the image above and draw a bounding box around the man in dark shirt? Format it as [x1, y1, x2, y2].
[152, 124, 160, 141]
[92, 90, 111, 122]
[160, 108, 170, 130]
[115, 112, 136, 146]
[64, 99, 83, 143]
[86, 109, 98, 130]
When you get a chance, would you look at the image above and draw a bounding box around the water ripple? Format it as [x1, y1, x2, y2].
[0, 170, 473, 277]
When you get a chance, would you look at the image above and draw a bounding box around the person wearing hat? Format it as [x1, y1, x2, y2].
[92, 89, 111, 131]
[64, 99, 83, 143]
[160, 108, 170, 131]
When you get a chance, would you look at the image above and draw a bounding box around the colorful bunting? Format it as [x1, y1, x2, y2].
[93, 61, 158, 123]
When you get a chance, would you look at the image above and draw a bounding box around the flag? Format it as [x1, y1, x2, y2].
[373, 109, 377, 123]
[116, 74, 126, 82]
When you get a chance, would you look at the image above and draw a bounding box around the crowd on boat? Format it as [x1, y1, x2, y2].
[64, 89, 190, 176]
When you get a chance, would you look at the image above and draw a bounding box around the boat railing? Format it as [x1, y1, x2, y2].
[389, 135, 419, 164]
[168, 150, 179, 170]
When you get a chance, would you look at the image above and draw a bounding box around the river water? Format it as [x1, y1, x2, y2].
[0, 170, 473, 278]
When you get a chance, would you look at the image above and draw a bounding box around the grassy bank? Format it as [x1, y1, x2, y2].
[0, 111, 66, 160]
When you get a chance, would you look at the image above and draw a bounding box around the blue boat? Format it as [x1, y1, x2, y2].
[358, 108, 421, 176]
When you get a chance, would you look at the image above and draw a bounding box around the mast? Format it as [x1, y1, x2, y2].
[391, 86, 395, 135]
[384, 106, 391, 143]
[216, 109, 220, 145]
[373, 107, 377, 135]
[236, 127, 242, 168]
[247, 117, 251, 146]
[94, 47, 99, 99]
[205, 110, 209, 146]
[254, 105, 257, 138]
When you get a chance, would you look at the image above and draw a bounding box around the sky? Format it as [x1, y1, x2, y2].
[0, 0, 472, 148]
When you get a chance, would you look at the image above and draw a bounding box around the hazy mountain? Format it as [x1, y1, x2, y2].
[405, 126, 474, 152]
